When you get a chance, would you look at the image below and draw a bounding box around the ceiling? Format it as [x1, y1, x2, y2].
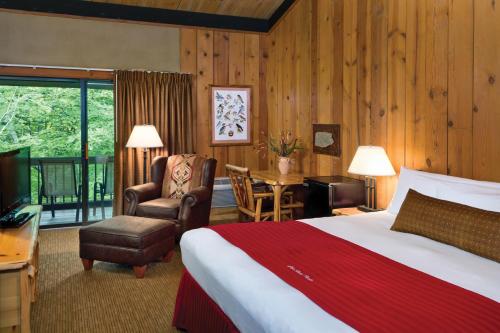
[88, 0, 285, 19]
[0, 0, 294, 32]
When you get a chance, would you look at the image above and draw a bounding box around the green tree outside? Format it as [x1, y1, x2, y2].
[0, 84, 114, 204]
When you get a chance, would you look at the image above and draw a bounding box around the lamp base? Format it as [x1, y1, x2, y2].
[357, 205, 384, 213]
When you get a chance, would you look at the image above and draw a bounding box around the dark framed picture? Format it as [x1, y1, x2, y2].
[312, 124, 341, 156]
[210, 85, 252, 146]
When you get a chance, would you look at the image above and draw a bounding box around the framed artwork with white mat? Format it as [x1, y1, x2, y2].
[210, 85, 252, 146]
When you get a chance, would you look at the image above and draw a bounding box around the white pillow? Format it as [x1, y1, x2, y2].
[437, 184, 500, 213]
[387, 167, 438, 214]
[387, 167, 500, 214]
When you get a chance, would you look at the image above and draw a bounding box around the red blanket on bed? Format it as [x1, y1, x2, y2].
[210, 221, 500, 332]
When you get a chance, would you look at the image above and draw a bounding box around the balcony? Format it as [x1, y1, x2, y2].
[31, 156, 113, 226]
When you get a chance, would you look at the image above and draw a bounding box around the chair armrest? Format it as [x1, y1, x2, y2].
[178, 186, 212, 234]
[180, 186, 211, 208]
[124, 182, 162, 215]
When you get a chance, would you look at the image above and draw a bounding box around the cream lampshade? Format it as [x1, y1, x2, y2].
[126, 125, 163, 183]
[348, 146, 395, 211]
[126, 125, 163, 148]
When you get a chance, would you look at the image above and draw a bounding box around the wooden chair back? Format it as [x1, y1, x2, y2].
[225, 164, 256, 212]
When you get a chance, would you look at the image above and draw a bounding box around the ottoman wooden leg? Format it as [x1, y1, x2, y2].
[162, 250, 174, 263]
[133, 265, 147, 279]
[81, 259, 94, 271]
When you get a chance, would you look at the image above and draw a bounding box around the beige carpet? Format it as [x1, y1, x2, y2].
[32, 228, 183, 333]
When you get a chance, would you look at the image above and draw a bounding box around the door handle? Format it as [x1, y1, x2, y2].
[83, 143, 88, 160]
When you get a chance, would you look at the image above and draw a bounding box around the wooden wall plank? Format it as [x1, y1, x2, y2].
[264, 30, 277, 170]
[295, 0, 313, 174]
[227, 32, 246, 167]
[412, 0, 428, 171]
[243, 33, 260, 170]
[473, 0, 500, 182]
[404, 0, 416, 169]
[386, 0, 406, 197]
[423, 0, 448, 174]
[448, 0, 473, 178]
[179, 28, 197, 151]
[195, 30, 214, 159]
[342, 0, 359, 177]
[317, 0, 335, 176]
[370, 0, 388, 207]
[212, 31, 230, 176]
[258, 34, 270, 170]
[357, 0, 372, 149]
[332, 0, 344, 175]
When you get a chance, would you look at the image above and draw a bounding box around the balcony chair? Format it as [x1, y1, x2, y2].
[93, 156, 114, 219]
[125, 154, 217, 240]
[39, 159, 82, 222]
[225, 164, 296, 222]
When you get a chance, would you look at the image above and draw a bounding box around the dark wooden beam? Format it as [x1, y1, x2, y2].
[0, 0, 271, 32]
[267, 0, 296, 30]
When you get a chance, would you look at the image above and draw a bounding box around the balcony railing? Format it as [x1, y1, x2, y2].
[30, 156, 114, 212]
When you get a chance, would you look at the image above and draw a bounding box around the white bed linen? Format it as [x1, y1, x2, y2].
[180, 212, 500, 333]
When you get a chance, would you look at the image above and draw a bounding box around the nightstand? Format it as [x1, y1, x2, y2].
[332, 207, 365, 216]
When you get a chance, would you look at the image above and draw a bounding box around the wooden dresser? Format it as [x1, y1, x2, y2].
[0, 205, 42, 333]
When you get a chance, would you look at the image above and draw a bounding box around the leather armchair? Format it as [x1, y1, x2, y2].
[125, 155, 217, 239]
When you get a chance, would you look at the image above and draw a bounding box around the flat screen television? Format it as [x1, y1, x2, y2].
[0, 147, 31, 218]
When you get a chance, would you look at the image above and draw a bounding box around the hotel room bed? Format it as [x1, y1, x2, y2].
[177, 212, 500, 333]
[173, 168, 500, 332]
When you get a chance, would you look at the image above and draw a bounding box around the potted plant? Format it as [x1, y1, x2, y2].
[256, 130, 303, 175]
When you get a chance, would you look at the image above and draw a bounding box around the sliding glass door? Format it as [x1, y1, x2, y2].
[86, 81, 114, 222]
[0, 76, 114, 227]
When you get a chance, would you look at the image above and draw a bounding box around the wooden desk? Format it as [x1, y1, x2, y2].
[250, 170, 304, 222]
[0, 205, 42, 333]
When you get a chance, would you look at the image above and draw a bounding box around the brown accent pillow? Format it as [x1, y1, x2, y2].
[391, 189, 500, 263]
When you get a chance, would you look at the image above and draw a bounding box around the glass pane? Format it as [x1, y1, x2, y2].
[0, 80, 82, 226]
[87, 81, 114, 221]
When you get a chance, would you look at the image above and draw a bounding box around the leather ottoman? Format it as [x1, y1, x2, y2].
[79, 215, 175, 278]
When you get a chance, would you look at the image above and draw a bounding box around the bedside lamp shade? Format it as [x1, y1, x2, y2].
[348, 146, 395, 211]
[126, 125, 163, 148]
[348, 146, 395, 177]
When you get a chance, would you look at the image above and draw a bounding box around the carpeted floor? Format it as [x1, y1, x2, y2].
[32, 228, 183, 333]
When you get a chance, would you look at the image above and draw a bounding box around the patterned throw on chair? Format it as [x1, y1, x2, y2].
[162, 154, 205, 199]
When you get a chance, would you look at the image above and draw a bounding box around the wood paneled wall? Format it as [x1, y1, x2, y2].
[262, 0, 500, 207]
[180, 0, 500, 206]
[180, 28, 267, 176]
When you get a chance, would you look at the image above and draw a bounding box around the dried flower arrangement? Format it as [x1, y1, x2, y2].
[256, 130, 303, 157]
[255, 130, 304, 174]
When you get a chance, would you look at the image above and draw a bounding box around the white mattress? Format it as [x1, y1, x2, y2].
[180, 212, 500, 333]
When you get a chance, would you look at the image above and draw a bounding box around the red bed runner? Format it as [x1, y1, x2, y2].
[209, 221, 500, 332]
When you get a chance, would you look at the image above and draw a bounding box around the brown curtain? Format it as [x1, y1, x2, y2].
[113, 70, 194, 215]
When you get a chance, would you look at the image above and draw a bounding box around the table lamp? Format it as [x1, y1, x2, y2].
[347, 146, 395, 211]
[126, 124, 163, 183]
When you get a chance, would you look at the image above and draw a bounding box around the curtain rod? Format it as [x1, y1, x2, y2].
[0, 64, 192, 75]
[0, 63, 113, 72]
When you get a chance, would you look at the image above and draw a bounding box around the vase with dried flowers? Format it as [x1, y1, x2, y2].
[255, 130, 303, 175]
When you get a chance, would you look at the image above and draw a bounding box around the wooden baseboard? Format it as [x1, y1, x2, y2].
[210, 207, 238, 222]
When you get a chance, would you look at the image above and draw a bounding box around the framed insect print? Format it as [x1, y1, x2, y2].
[210, 85, 252, 146]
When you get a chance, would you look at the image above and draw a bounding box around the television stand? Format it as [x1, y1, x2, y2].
[0, 205, 42, 332]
